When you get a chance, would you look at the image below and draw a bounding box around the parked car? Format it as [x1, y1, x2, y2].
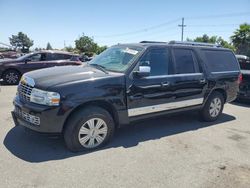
[0, 50, 21, 59]
[0, 50, 82, 84]
[236, 54, 250, 70]
[12, 41, 241, 152]
[236, 55, 250, 100]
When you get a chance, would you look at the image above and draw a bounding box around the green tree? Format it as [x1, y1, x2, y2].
[193, 34, 210, 43]
[231, 23, 250, 56]
[188, 34, 235, 51]
[64, 45, 75, 52]
[96, 45, 107, 54]
[9, 32, 34, 53]
[75, 34, 98, 53]
[46, 42, 53, 50]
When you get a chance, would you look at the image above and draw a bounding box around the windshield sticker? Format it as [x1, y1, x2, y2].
[123, 48, 138, 55]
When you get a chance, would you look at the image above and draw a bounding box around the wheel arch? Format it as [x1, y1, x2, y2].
[62, 100, 119, 133]
[212, 88, 227, 102]
[203, 88, 227, 107]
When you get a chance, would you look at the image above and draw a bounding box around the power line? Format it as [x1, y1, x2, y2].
[188, 23, 241, 27]
[186, 11, 250, 20]
[94, 18, 180, 38]
[0, 42, 11, 48]
[93, 12, 250, 39]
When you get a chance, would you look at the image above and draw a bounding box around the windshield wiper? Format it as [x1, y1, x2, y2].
[89, 63, 109, 74]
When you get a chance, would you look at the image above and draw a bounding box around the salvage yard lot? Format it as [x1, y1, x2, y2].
[0, 85, 250, 188]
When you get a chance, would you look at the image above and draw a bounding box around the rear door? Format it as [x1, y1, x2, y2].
[169, 47, 207, 105]
[46, 53, 74, 66]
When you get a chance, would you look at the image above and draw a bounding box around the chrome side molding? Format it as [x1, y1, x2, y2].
[128, 98, 204, 117]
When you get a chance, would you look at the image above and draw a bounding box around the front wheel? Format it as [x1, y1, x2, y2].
[200, 92, 224, 122]
[64, 106, 115, 152]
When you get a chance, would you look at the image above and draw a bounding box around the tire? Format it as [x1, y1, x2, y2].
[63, 106, 115, 152]
[200, 91, 224, 122]
[2, 69, 21, 85]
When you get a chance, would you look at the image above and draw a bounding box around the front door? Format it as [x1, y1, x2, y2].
[22, 53, 47, 72]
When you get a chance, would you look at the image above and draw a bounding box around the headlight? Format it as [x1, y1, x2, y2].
[30, 88, 60, 106]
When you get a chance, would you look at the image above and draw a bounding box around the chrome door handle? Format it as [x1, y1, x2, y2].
[161, 82, 170, 87]
[200, 79, 206, 84]
[129, 94, 143, 100]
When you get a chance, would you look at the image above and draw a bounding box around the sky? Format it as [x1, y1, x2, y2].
[0, 0, 250, 49]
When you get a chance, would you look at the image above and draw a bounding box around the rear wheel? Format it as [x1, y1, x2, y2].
[2, 69, 21, 85]
[201, 92, 224, 122]
[64, 106, 115, 152]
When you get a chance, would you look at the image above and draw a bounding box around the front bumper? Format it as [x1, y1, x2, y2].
[12, 96, 67, 133]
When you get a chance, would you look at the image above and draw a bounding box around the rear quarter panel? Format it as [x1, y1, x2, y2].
[195, 48, 240, 103]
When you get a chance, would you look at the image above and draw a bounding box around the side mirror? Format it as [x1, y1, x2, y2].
[25, 58, 31, 63]
[135, 66, 151, 77]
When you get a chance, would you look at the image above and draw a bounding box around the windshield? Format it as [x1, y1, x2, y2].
[16, 53, 33, 61]
[89, 46, 144, 72]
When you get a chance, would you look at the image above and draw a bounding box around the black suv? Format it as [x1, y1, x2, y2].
[12, 41, 241, 152]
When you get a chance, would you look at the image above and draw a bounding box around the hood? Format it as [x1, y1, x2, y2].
[24, 65, 115, 89]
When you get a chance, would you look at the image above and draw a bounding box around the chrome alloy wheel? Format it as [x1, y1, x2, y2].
[78, 118, 108, 148]
[209, 97, 222, 117]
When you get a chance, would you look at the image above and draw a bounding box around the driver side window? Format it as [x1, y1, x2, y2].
[28, 53, 42, 61]
[139, 48, 170, 76]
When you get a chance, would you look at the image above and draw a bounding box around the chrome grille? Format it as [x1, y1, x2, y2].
[14, 107, 40, 126]
[18, 82, 34, 101]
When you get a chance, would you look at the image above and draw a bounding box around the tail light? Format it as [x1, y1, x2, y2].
[238, 73, 243, 84]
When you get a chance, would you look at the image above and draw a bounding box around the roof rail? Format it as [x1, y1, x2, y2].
[169, 41, 222, 48]
[140, 41, 167, 44]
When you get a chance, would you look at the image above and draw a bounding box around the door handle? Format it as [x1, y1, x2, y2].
[200, 79, 206, 84]
[129, 94, 143, 100]
[161, 82, 170, 87]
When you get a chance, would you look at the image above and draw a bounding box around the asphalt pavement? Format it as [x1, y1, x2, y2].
[0, 85, 250, 188]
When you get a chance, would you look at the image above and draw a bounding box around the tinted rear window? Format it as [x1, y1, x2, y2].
[202, 50, 239, 72]
[173, 49, 196, 74]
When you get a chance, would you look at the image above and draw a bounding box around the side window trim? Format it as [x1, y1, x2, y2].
[190, 50, 201, 73]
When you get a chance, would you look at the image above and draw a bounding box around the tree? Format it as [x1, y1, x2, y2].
[231, 23, 250, 56]
[96, 45, 107, 54]
[188, 34, 235, 51]
[9, 32, 33, 53]
[75, 34, 98, 53]
[46, 42, 53, 50]
[192, 34, 210, 43]
[64, 45, 75, 52]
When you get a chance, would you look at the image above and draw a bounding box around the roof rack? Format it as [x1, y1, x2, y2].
[140, 41, 167, 44]
[169, 41, 222, 48]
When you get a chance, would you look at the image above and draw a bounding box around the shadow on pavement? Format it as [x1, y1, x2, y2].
[4, 112, 236, 163]
[231, 100, 250, 108]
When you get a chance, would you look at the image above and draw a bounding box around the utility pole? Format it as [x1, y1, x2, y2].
[178, 18, 186, 41]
